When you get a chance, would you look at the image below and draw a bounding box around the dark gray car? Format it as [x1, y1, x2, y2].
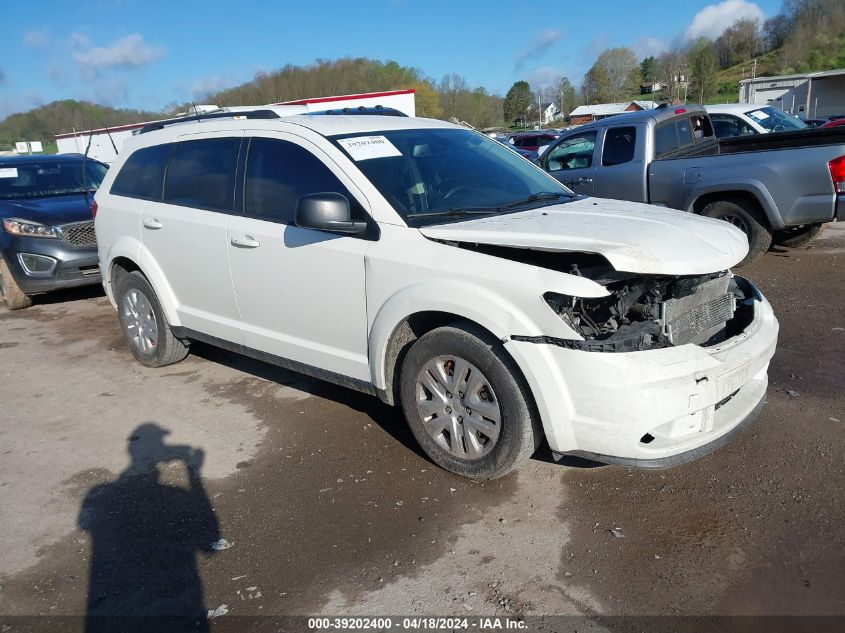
[0, 154, 107, 309]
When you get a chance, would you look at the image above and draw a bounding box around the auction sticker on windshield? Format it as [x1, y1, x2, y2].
[337, 136, 402, 161]
[0, 168, 19, 179]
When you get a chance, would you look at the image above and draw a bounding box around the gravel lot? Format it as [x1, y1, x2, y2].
[0, 224, 843, 627]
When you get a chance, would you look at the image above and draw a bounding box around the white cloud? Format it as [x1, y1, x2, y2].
[631, 36, 669, 59]
[22, 29, 49, 48]
[515, 29, 561, 71]
[683, 0, 765, 41]
[190, 75, 231, 99]
[525, 66, 562, 89]
[73, 34, 166, 77]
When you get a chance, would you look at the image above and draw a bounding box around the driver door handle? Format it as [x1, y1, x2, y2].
[230, 235, 261, 249]
[577, 177, 593, 184]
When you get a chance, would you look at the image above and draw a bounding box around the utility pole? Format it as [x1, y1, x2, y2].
[752, 58, 757, 80]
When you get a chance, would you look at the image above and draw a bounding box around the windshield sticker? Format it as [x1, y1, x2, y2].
[747, 110, 769, 120]
[0, 168, 19, 179]
[338, 136, 402, 161]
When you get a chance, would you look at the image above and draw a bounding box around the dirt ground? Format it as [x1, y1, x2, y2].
[0, 224, 843, 630]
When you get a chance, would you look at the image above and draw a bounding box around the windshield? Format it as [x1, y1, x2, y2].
[330, 128, 574, 225]
[744, 107, 807, 132]
[0, 160, 107, 200]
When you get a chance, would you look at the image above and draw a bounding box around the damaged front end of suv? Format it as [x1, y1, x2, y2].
[523, 269, 759, 353]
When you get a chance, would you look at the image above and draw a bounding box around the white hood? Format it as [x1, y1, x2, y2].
[418, 197, 749, 275]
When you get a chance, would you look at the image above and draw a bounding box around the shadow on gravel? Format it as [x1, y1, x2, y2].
[31, 284, 105, 306]
[188, 341, 431, 462]
[78, 423, 219, 633]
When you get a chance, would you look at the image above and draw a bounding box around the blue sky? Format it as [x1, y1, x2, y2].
[1, 0, 782, 119]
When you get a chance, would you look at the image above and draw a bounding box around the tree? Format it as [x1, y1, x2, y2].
[438, 73, 467, 120]
[688, 38, 719, 103]
[554, 76, 577, 119]
[584, 47, 640, 102]
[409, 80, 442, 118]
[640, 56, 657, 83]
[503, 81, 533, 127]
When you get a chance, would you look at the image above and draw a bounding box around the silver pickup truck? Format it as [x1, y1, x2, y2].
[539, 104, 845, 264]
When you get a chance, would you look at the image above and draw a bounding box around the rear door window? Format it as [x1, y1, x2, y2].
[163, 138, 240, 211]
[111, 144, 173, 200]
[602, 126, 637, 166]
[244, 137, 355, 225]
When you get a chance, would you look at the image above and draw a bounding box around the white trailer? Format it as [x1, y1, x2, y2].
[55, 90, 416, 164]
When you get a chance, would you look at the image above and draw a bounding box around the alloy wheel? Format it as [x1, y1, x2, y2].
[121, 288, 159, 354]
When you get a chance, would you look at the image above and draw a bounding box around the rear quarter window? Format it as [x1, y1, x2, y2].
[654, 122, 679, 157]
[110, 144, 174, 200]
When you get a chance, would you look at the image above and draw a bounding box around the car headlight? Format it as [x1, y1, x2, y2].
[2, 218, 59, 238]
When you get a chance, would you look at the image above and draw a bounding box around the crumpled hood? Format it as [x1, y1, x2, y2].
[418, 197, 749, 275]
[0, 194, 95, 226]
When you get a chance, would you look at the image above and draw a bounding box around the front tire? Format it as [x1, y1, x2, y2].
[0, 256, 33, 310]
[399, 323, 541, 480]
[700, 198, 772, 266]
[116, 271, 188, 367]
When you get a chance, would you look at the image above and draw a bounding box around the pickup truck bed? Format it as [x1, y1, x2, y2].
[541, 105, 844, 264]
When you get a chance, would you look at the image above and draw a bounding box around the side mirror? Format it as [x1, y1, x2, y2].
[295, 193, 367, 235]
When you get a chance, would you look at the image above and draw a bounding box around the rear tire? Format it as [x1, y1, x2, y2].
[700, 198, 772, 266]
[0, 256, 33, 310]
[399, 322, 541, 480]
[116, 271, 188, 367]
[773, 223, 824, 248]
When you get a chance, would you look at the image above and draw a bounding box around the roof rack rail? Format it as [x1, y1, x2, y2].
[308, 105, 407, 117]
[139, 109, 281, 134]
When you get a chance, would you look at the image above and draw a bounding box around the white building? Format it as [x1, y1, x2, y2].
[739, 69, 845, 119]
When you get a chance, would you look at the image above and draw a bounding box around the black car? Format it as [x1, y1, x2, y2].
[0, 154, 107, 309]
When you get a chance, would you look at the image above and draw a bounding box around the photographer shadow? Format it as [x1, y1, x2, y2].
[78, 423, 219, 633]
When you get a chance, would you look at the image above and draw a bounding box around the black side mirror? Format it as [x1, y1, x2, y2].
[295, 193, 367, 235]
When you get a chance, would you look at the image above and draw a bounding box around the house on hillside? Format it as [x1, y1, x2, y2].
[526, 102, 560, 125]
[569, 101, 659, 126]
[640, 81, 665, 94]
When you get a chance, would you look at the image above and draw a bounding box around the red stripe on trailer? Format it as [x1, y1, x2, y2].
[275, 89, 415, 106]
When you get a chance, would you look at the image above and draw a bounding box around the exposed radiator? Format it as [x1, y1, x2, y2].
[662, 275, 735, 345]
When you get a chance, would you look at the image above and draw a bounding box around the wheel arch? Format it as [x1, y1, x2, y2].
[370, 286, 544, 408]
[688, 184, 783, 230]
[105, 242, 181, 326]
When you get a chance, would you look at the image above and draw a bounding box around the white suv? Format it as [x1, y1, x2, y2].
[94, 108, 779, 479]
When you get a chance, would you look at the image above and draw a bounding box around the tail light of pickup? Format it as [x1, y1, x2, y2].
[829, 155, 845, 193]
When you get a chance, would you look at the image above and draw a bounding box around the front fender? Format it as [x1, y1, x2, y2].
[368, 280, 553, 391]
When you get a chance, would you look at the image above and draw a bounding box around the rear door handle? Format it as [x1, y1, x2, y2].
[230, 235, 261, 249]
[143, 218, 163, 230]
[577, 177, 593, 184]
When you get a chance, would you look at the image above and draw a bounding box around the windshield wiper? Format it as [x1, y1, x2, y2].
[408, 208, 503, 220]
[500, 191, 572, 209]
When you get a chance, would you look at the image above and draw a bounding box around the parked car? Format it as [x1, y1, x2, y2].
[0, 154, 106, 309]
[539, 104, 845, 263]
[495, 138, 535, 160]
[509, 131, 559, 152]
[820, 117, 845, 128]
[706, 104, 807, 138]
[95, 109, 778, 479]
